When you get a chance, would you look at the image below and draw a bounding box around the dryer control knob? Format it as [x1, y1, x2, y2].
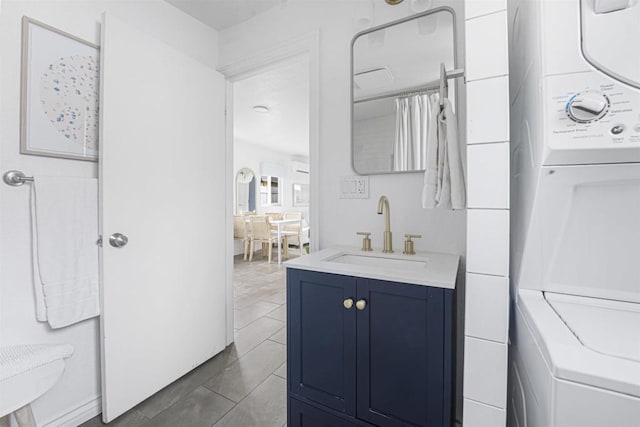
[566, 92, 610, 123]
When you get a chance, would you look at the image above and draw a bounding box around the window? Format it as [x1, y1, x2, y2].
[260, 176, 280, 206]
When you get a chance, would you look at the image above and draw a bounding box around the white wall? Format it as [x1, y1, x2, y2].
[219, 0, 466, 258]
[234, 139, 310, 219]
[0, 1, 218, 424]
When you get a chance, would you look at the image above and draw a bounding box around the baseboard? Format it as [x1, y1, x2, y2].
[41, 396, 101, 427]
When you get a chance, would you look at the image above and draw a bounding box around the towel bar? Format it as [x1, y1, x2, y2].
[3, 170, 34, 187]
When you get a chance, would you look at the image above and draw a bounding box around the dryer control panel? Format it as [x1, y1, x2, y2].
[544, 72, 640, 165]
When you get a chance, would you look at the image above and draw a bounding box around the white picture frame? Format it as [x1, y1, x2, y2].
[21, 16, 100, 161]
[293, 183, 310, 207]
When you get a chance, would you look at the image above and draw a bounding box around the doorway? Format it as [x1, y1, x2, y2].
[230, 53, 311, 322]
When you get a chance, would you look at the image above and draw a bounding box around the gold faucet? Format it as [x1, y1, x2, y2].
[377, 195, 393, 253]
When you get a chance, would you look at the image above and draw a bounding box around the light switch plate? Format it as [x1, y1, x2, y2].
[340, 176, 369, 199]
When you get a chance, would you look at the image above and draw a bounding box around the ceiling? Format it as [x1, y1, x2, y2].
[165, 0, 281, 30]
[233, 57, 310, 156]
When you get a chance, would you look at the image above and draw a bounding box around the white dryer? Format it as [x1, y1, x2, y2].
[508, 1, 640, 426]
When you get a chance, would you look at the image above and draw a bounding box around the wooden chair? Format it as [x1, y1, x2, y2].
[248, 215, 287, 263]
[233, 215, 250, 260]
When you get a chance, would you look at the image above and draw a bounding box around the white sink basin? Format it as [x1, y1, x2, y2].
[325, 253, 428, 272]
[285, 246, 459, 289]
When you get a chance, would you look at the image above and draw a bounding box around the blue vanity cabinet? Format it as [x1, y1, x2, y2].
[288, 269, 454, 427]
[356, 278, 453, 427]
[287, 269, 358, 415]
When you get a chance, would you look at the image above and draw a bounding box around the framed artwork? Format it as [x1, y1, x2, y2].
[293, 183, 310, 207]
[21, 17, 100, 161]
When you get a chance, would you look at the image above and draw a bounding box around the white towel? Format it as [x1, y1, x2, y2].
[30, 177, 100, 328]
[422, 98, 466, 210]
[0, 344, 74, 381]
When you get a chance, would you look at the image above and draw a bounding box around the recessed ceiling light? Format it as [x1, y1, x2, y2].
[252, 105, 270, 113]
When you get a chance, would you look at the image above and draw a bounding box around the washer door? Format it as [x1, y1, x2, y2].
[581, 0, 640, 88]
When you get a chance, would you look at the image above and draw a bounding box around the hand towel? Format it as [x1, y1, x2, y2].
[422, 97, 466, 209]
[30, 176, 100, 328]
[441, 99, 466, 209]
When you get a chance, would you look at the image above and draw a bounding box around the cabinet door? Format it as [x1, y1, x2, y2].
[288, 270, 357, 414]
[356, 279, 453, 427]
[289, 398, 359, 427]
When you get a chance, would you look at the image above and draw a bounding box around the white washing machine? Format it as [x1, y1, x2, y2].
[508, 1, 640, 426]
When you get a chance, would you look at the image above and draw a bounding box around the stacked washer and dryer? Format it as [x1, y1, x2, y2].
[508, 0, 639, 426]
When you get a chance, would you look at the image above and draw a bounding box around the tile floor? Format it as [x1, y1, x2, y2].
[81, 252, 291, 427]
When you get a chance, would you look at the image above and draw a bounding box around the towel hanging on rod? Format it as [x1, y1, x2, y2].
[439, 62, 448, 109]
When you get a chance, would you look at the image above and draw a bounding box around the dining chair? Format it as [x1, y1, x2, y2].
[248, 215, 287, 263]
[283, 211, 304, 255]
[233, 215, 250, 261]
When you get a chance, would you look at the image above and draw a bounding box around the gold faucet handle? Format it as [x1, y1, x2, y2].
[403, 234, 421, 255]
[357, 232, 373, 252]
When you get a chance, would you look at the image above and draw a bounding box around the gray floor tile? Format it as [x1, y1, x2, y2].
[235, 301, 280, 329]
[273, 362, 287, 379]
[203, 340, 286, 402]
[232, 316, 285, 358]
[265, 304, 287, 322]
[213, 375, 287, 427]
[136, 348, 237, 418]
[263, 289, 287, 305]
[79, 409, 148, 427]
[145, 386, 234, 427]
[268, 326, 287, 345]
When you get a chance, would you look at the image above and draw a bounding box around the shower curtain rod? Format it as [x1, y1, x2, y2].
[354, 68, 465, 104]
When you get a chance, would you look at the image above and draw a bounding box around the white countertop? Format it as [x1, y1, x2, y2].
[284, 246, 459, 289]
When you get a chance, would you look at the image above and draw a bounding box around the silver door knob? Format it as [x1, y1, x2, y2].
[109, 233, 128, 248]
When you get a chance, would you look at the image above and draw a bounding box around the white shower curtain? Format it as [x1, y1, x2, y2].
[393, 93, 435, 171]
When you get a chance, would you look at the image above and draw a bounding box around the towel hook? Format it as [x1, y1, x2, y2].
[439, 63, 447, 109]
[3, 170, 34, 187]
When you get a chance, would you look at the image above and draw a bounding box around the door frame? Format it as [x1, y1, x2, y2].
[218, 31, 321, 344]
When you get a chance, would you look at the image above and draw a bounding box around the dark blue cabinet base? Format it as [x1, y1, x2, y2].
[289, 398, 371, 427]
[287, 269, 455, 427]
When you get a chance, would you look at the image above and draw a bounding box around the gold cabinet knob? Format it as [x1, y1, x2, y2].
[343, 298, 354, 309]
[356, 299, 367, 311]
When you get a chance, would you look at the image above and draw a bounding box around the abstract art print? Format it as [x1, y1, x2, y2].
[21, 17, 100, 161]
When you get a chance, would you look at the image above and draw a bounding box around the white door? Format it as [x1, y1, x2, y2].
[99, 13, 227, 422]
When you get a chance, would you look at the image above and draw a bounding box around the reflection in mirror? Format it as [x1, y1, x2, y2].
[352, 8, 456, 174]
[236, 168, 256, 214]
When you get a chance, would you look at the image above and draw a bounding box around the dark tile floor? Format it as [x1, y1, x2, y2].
[81, 252, 291, 427]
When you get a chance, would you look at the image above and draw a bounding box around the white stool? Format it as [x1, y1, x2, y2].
[0, 345, 74, 427]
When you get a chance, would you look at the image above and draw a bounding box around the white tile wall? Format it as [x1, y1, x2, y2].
[464, 336, 508, 409]
[467, 143, 510, 209]
[464, 1, 510, 425]
[465, 273, 509, 343]
[465, 11, 509, 81]
[466, 209, 509, 276]
[463, 398, 507, 427]
[467, 77, 510, 144]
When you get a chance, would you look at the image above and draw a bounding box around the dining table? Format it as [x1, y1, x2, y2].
[245, 217, 304, 264]
[269, 218, 304, 264]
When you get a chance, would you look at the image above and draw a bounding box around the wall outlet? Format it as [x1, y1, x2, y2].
[340, 176, 369, 199]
